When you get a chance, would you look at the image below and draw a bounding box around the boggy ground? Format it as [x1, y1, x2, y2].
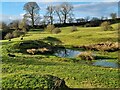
[1, 23, 120, 88]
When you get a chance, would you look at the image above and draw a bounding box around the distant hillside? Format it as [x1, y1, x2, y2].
[29, 18, 120, 29]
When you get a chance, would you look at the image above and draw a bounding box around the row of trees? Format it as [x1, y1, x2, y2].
[24, 2, 74, 27]
[23, 2, 117, 28]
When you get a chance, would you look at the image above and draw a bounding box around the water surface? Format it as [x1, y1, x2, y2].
[54, 49, 119, 68]
[93, 60, 119, 68]
[54, 49, 81, 58]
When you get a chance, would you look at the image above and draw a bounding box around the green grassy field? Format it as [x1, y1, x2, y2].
[1, 23, 119, 88]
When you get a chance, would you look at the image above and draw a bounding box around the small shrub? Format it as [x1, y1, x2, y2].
[77, 51, 94, 61]
[12, 30, 25, 38]
[71, 26, 77, 32]
[22, 27, 28, 33]
[101, 21, 113, 31]
[4, 33, 13, 40]
[19, 20, 29, 31]
[45, 24, 55, 33]
[84, 23, 91, 27]
[52, 28, 61, 34]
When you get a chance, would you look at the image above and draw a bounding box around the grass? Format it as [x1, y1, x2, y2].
[2, 54, 119, 88]
[1, 23, 120, 88]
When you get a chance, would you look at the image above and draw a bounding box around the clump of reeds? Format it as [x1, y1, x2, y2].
[77, 51, 94, 61]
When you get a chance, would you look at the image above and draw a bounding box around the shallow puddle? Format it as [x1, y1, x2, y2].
[54, 49, 119, 68]
[93, 60, 119, 68]
[54, 49, 81, 58]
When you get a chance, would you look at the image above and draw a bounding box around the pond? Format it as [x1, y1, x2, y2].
[93, 60, 119, 68]
[54, 49, 119, 68]
[54, 49, 81, 58]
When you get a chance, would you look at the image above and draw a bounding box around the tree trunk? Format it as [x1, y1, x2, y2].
[31, 8, 34, 28]
[31, 16, 34, 28]
[64, 14, 67, 24]
[50, 16, 53, 25]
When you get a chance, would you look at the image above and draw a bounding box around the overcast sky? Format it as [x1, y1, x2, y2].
[0, 0, 119, 23]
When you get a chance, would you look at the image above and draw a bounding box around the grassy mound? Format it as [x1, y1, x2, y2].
[14, 40, 50, 49]
[2, 74, 68, 89]
[8, 40, 54, 54]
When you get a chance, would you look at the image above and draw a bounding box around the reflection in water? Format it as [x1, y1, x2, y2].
[93, 60, 119, 68]
[55, 49, 81, 58]
[54, 49, 119, 68]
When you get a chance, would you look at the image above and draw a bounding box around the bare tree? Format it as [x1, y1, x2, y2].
[60, 2, 73, 24]
[54, 5, 62, 24]
[78, 18, 85, 22]
[43, 16, 51, 25]
[101, 16, 105, 20]
[85, 16, 90, 22]
[68, 17, 74, 23]
[46, 5, 55, 25]
[76, 19, 80, 23]
[110, 13, 117, 19]
[90, 17, 100, 21]
[23, 2, 40, 28]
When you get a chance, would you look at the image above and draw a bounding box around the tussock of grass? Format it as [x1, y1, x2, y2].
[77, 51, 94, 61]
[74, 41, 119, 52]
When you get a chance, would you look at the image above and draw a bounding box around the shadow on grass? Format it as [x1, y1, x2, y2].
[42, 36, 62, 45]
[2, 41, 14, 45]
[95, 55, 117, 60]
[30, 29, 44, 31]
[2, 56, 67, 66]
